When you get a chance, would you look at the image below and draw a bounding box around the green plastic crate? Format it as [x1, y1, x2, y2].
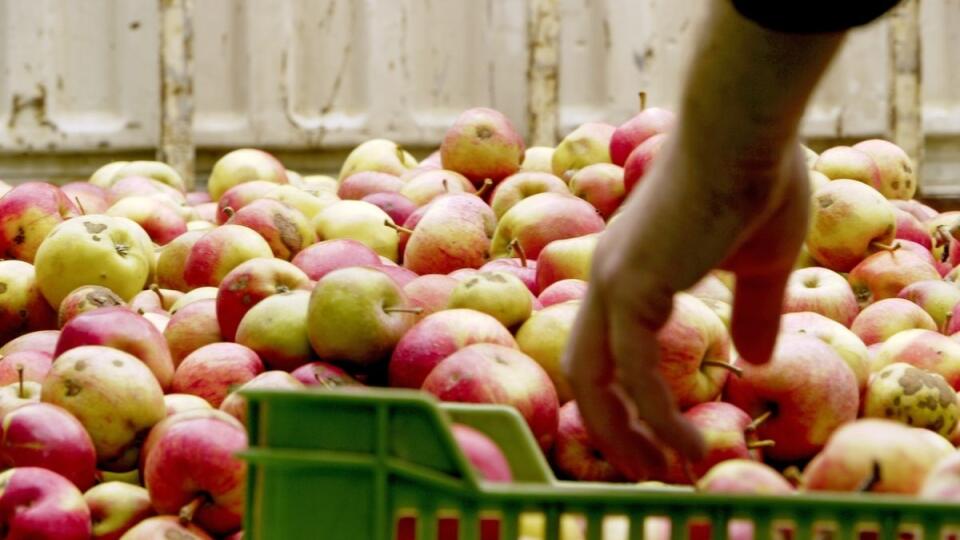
[240, 388, 960, 540]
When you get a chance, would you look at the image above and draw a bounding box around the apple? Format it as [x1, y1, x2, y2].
[440, 108, 525, 186]
[60, 181, 111, 215]
[870, 329, 960, 389]
[155, 230, 205, 292]
[225, 199, 315, 261]
[551, 122, 616, 181]
[56, 306, 175, 390]
[535, 233, 598, 291]
[803, 418, 952, 494]
[892, 199, 939, 223]
[422, 343, 559, 452]
[782, 267, 859, 327]
[898, 280, 960, 331]
[623, 132, 668, 195]
[291, 239, 380, 282]
[170, 287, 218, 314]
[108, 176, 186, 207]
[551, 401, 624, 481]
[0, 467, 91, 540]
[313, 200, 400, 261]
[164, 394, 212, 417]
[812, 146, 882, 189]
[806, 180, 896, 272]
[164, 299, 221, 366]
[216, 257, 312, 341]
[98, 161, 186, 193]
[308, 267, 418, 366]
[609, 107, 675, 166]
[894, 207, 933, 249]
[84, 481, 155, 540]
[491, 193, 604, 260]
[852, 139, 917, 200]
[187, 191, 212, 205]
[0, 402, 97, 490]
[298, 174, 338, 194]
[143, 412, 248, 535]
[106, 196, 188, 246]
[0, 330, 59, 356]
[402, 274, 460, 315]
[480, 257, 537, 294]
[338, 139, 418, 181]
[0, 182, 79, 263]
[568, 163, 625, 220]
[0, 377, 41, 420]
[207, 148, 288, 201]
[0, 350, 51, 385]
[338, 171, 404, 200]
[489, 171, 570, 220]
[0, 259, 57, 343]
[172, 342, 264, 408]
[399, 169, 476, 207]
[128, 288, 164, 315]
[521, 146, 555, 173]
[362, 192, 418, 226]
[514, 301, 580, 403]
[216, 180, 286, 224]
[369, 264, 419, 288]
[118, 516, 213, 540]
[291, 362, 361, 388]
[34, 215, 155, 306]
[724, 333, 859, 462]
[451, 424, 513, 482]
[236, 290, 313, 371]
[402, 194, 496, 274]
[262, 184, 338, 221]
[851, 297, 937, 345]
[538, 279, 587, 307]
[219, 371, 304, 427]
[183, 225, 274, 288]
[447, 271, 533, 329]
[863, 362, 958, 436]
[920, 451, 960, 500]
[780, 312, 871, 395]
[847, 248, 940, 306]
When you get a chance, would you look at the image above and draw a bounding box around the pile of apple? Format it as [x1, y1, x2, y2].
[1, 101, 960, 540]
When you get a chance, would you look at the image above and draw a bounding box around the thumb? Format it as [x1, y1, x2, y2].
[729, 270, 790, 365]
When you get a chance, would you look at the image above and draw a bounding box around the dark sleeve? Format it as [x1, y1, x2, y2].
[731, 0, 901, 33]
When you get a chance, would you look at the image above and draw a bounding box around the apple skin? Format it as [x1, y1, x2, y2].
[127, 288, 164, 315]
[291, 239, 381, 281]
[155, 230, 205, 292]
[920, 451, 960, 500]
[312, 200, 400, 261]
[389, 309, 517, 389]
[164, 394, 212, 417]
[368, 264, 419, 288]
[0, 330, 60, 356]
[170, 287, 218, 314]
[782, 267, 859, 327]
[551, 401, 624, 482]
[535, 234, 598, 292]
[851, 297, 937, 345]
[106, 196, 188, 246]
[164, 299, 222, 366]
[338, 171, 404, 200]
[489, 171, 570, 220]
[215, 180, 283, 224]
[143, 413, 248, 535]
[118, 516, 213, 540]
[183, 225, 275, 288]
[863, 362, 958, 436]
[447, 271, 533, 329]
[0, 467, 92, 540]
[852, 139, 917, 200]
[806, 179, 896, 272]
[491, 193, 604, 260]
[60, 181, 112, 215]
[812, 145, 882, 189]
[422, 343, 559, 452]
[521, 146, 555, 173]
[623, 132, 668, 195]
[0, 259, 57, 343]
[780, 312, 871, 396]
[225, 198, 316, 260]
[847, 249, 940, 306]
[399, 169, 476, 207]
[568, 163, 625, 220]
[440, 108, 525, 186]
[290, 362, 361, 388]
[56, 306, 175, 391]
[187, 191, 213, 205]
[479, 257, 538, 294]
[893, 199, 939, 223]
[402, 274, 460, 316]
[724, 333, 859, 462]
[171, 342, 264, 408]
[84, 481, 155, 540]
[207, 148, 288, 201]
[660, 402, 762, 485]
[451, 424, 513, 483]
[338, 139, 418, 181]
[803, 418, 952, 494]
[403, 194, 496, 275]
[0, 350, 52, 385]
[870, 329, 960, 389]
[894, 207, 933, 249]
[609, 107, 675, 166]
[219, 371, 304, 427]
[109, 176, 186, 207]
[0, 182, 79, 263]
[236, 290, 313, 372]
[0, 380, 42, 420]
[98, 161, 186, 193]
[538, 279, 588, 307]
[362, 192, 418, 226]
[551, 122, 616, 181]
[0, 402, 98, 490]
[698, 459, 794, 494]
[515, 301, 580, 403]
[897, 279, 960, 331]
[216, 257, 312, 342]
[34, 215, 155, 307]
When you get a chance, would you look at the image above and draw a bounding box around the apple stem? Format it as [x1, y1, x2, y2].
[16, 365, 24, 399]
[944, 312, 954, 335]
[74, 197, 87, 215]
[442, 178, 449, 193]
[179, 495, 207, 526]
[222, 206, 235, 219]
[747, 439, 775, 449]
[870, 241, 900, 252]
[475, 178, 494, 199]
[383, 220, 414, 235]
[700, 359, 742, 377]
[856, 461, 882, 493]
[638, 91, 647, 112]
[745, 410, 773, 432]
[782, 466, 803, 488]
[509, 239, 528, 268]
[383, 306, 424, 315]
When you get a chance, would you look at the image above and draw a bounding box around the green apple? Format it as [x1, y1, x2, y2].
[236, 290, 313, 372]
[864, 362, 959, 436]
[515, 300, 580, 402]
[447, 271, 533, 329]
[207, 149, 288, 201]
[312, 200, 399, 261]
[338, 139, 418, 181]
[521, 146, 555, 173]
[551, 122, 616, 180]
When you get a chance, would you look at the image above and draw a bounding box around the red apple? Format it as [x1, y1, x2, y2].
[898, 280, 960, 331]
[698, 459, 794, 494]
[538, 279, 588, 307]
[215, 180, 282, 224]
[338, 171, 404, 199]
[806, 180, 896, 272]
[551, 401, 624, 481]
[870, 329, 960, 389]
[362, 192, 418, 226]
[402, 274, 460, 315]
[0, 467, 91, 540]
[399, 169, 476, 207]
[183, 225, 274, 288]
[0, 182, 79, 263]
[164, 299, 222, 366]
[128, 288, 164, 315]
[782, 267, 859, 327]
[0, 259, 57, 343]
[568, 163, 625, 220]
[892, 199, 939, 223]
[403, 194, 496, 275]
[812, 146, 882, 190]
[451, 423, 512, 482]
[609, 107, 675, 166]
[106, 196, 188, 245]
[60, 181, 111, 215]
[291, 239, 381, 281]
[225, 198, 316, 260]
[894, 207, 933, 249]
[623, 132, 668, 194]
[207, 148, 288, 202]
[479, 257, 537, 294]
[171, 343, 264, 408]
[216, 257, 312, 341]
[851, 297, 938, 345]
[780, 312, 871, 395]
[0, 350, 51, 385]
[491, 193, 604, 260]
[920, 451, 960, 500]
[369, 264, 419, 288]
[535, 234, 598, 291]
[852, 139, 917, 200]
[187, 191, 212, 205]
[84, 481, 155, 540]
[440, 108, 525, 186]
[0, 330, 59, 356]
[119, 516, 213, 540]
[156, 230, 205, 292]
[847, 248, 940, 306]
[488, 171, 570, 220]
[551, 122, 615, 181]
[290, 362, 361, 388]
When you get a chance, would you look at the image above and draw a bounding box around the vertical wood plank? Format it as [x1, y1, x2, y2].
[158, 0, 195, 189]
[526, 0, 559, 146]
[888, 0, 924, 189]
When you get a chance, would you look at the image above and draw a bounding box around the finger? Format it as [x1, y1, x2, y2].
[730, 269, 790, 365]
